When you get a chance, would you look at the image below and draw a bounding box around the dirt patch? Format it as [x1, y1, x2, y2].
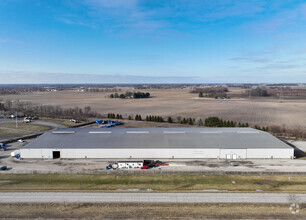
[185, 160, 255, 168]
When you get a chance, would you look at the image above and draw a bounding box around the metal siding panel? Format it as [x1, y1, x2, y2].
[246, 149, 293, 159]
[220, 149, 247, 159]
[26, 148, 220, 159]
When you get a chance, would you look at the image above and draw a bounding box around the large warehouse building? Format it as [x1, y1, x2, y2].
[20, 127, 294, 159]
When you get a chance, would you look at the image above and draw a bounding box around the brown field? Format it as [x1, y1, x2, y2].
[1, 87, 306, 130]
[0, 203, 303, 219]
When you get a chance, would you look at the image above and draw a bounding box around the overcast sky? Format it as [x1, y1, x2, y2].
[0, 0, 306, 84]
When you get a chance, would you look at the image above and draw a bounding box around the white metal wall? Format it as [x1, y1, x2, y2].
[247, 148, 294, 159]
[20, 148, 219, 159]
[220, 149, 247, 159]
[20, 147, 294, 159]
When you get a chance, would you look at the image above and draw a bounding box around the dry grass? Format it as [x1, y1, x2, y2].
[0, 203, 303, 219]
[0, 122, 52, 132]
[39, 117, 87, 127]
[1, 174, 306, 193]
[0, 128, 30, 136]
[2, 88, 306, 130]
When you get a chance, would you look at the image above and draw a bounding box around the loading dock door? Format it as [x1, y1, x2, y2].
[220, 149, 247, 159]
[53, 151, 60, 159]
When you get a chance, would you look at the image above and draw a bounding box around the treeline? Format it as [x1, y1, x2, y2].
[191, 86, 229, 99]
[199, 92, 229, 99]
[269, 125, 306, 139]
[107, 113, 251, 128]
[146, 115, 164, 122]
[203, 117, 249, 127]
[110, 91, 150, 99]
[190, 86, 228, 94]
[254, 125, 269, 132]
[0, 100, 100, 120]
[247, 87, 269, 97]
[107, 113, 123, 119]
[82, 88, 122, 93]
[135, 114, 142, 121]
[0, 86, 58, 95]
[107, 112, 306, 138]
[0, 85, 126, 95]
[180, 118, 197, 125]
[134, 84, 191, 90]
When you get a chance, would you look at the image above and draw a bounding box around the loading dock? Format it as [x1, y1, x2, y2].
[53, 151, 60, 159]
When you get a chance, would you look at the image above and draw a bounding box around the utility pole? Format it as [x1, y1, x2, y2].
[15, 112, 18, 128]
[279, 87, 283, 103]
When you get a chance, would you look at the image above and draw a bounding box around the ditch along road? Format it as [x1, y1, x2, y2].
[0, 192, 305, 203]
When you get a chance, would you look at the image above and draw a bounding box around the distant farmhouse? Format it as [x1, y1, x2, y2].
[21, 127, 294, 159]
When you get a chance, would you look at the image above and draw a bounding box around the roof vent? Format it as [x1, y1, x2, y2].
[89, 131, 112, 134]
[237, 131, 260, 134]
[126, 131, 149, 134]
[163, 131, 186, 134]
[52, 131, 75, 134]
[200, 131, 223, 134]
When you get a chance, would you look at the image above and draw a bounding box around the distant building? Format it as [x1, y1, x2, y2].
[20, 127, 294, 159]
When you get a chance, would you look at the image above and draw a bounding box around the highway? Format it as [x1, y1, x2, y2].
[0, 192, 305, 203]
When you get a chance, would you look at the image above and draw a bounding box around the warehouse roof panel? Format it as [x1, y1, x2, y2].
[22, 127, 291, 150]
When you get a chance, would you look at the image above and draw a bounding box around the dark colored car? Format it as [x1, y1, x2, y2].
[0, 166, 7, 170]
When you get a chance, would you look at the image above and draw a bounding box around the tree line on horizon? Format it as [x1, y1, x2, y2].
[109, 91, 150, 99]
[106, 113, 252, 129]
[0, 99, 99, 120]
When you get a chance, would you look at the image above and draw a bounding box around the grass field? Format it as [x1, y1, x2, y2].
[1, 174, 306, 193]
[0, 123, 52, 132]
[0, 203, 303, 219]
[2, 89, 306, 130]
[0, 128, 30, 136]
[39, 117, 87, 127]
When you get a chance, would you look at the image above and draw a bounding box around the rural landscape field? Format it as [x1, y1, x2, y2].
[1, 85, 306, 131]
[1, 0, 306, 219]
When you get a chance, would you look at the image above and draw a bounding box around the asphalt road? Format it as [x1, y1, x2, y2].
[0, 192, 305, 203]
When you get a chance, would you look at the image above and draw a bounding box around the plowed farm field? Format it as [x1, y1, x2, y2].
[1, 88, 306, 130]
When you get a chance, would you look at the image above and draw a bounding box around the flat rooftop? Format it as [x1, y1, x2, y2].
[22, 127, 292, 150]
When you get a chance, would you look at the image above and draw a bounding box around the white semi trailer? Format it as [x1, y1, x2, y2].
[11, 150, 20, 157]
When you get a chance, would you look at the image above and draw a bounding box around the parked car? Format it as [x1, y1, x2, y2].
[0, 143, 6, 151]
[23, 117, 31, 123]
[0, 166, 7, 170]
[10, 114, 23, 118]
